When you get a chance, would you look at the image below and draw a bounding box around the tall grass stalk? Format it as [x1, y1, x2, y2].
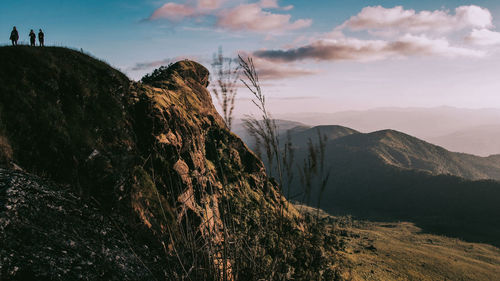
[211, 47, 240, 130]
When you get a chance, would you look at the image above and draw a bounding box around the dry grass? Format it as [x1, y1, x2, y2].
[210, 47, 240, 130]
[342, 221, 500, 280]
[296, 203, 500, 280]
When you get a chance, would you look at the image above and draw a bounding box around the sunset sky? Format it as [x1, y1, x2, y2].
[3, 0, 500, 115]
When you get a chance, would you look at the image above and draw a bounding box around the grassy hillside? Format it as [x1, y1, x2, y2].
[0, 46, 133, 202]
[298, 204, 500, 281]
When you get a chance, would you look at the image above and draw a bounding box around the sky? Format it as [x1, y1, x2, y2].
[3, 0, 500, 116]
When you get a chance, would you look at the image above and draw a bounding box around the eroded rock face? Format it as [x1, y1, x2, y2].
[0, 47, 299, 280]
[128, 59, 294, 280]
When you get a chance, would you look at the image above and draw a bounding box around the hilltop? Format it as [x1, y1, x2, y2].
[0, 46, 343, 280]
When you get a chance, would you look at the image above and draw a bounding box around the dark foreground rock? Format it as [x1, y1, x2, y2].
[0, 169, 165, 280]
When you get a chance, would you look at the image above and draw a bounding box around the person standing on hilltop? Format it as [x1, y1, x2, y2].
[29, 29, 36, 46]
[38, 29, 44, 47]
[10, 27, 19, 46]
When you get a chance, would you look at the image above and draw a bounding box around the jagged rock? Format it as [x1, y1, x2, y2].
[0, 47, 310, 280]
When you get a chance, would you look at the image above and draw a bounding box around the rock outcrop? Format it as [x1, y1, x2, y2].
[0, 47, 322, 281]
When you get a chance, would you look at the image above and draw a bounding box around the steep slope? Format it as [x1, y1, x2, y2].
[0, 47, 342, 280]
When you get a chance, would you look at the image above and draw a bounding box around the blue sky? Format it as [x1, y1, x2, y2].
[3, 1, 500, 115]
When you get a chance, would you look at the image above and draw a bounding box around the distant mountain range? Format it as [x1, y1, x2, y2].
[235, 120, 500, 181]
[270, 107, 500, 156]
[429, 124, 500, 157]
[322, 128, 500, 180]
[234, 121, 500, 246]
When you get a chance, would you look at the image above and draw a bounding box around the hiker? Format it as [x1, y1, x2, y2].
[38, 29, 44, 47]
[29, 29, 36, 46]
[10, 27, 19, 46]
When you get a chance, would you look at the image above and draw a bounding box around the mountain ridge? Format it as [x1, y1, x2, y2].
[241, 122, 500, 181]
[274, 108, 500, 155]
[244, 123, 500, 246]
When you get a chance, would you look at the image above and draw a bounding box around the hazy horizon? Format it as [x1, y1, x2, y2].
[233, 104, 500, 118]
[233, 106, 500, 156]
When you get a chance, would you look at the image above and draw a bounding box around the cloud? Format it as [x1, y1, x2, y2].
[242, 5, 497, 79]
[259, 0, 279, 9]
[149, 3, 198, 21]
[216, 3, 311, 32]
[340, 5, 492, 34]
[197, 0, 225, 10]
[149, 0, 227, 20]
[239, 53, 318, 80]
[148, 0, 308, 32]
[254, 34, 484, 63]
[465, 29, 500, 46]
[129, 56, 202, 72]
[237, 96, 318, 101]
[256, 63, 318, 80]
[129, 58, 175, 71]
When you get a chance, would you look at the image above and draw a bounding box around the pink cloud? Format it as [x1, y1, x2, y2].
[217, 3, 312, 32]
[238, 52, 318, 80]
[340, 5, 493, 34]
[149, 3, 197, 21]
[259, 0, 279, 9]
[149, 0, 227, 21]
[254, 34, 484, 63]
[197, 0, 225, 10]
[148, 0, 308, 33]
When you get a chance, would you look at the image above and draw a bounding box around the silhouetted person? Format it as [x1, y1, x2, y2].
[29, 29, 36, 46]
[38, 29, 44, 47]
[10, 27, 19, 46]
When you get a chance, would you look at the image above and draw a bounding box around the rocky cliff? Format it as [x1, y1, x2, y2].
[0, 47, 341, 280]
